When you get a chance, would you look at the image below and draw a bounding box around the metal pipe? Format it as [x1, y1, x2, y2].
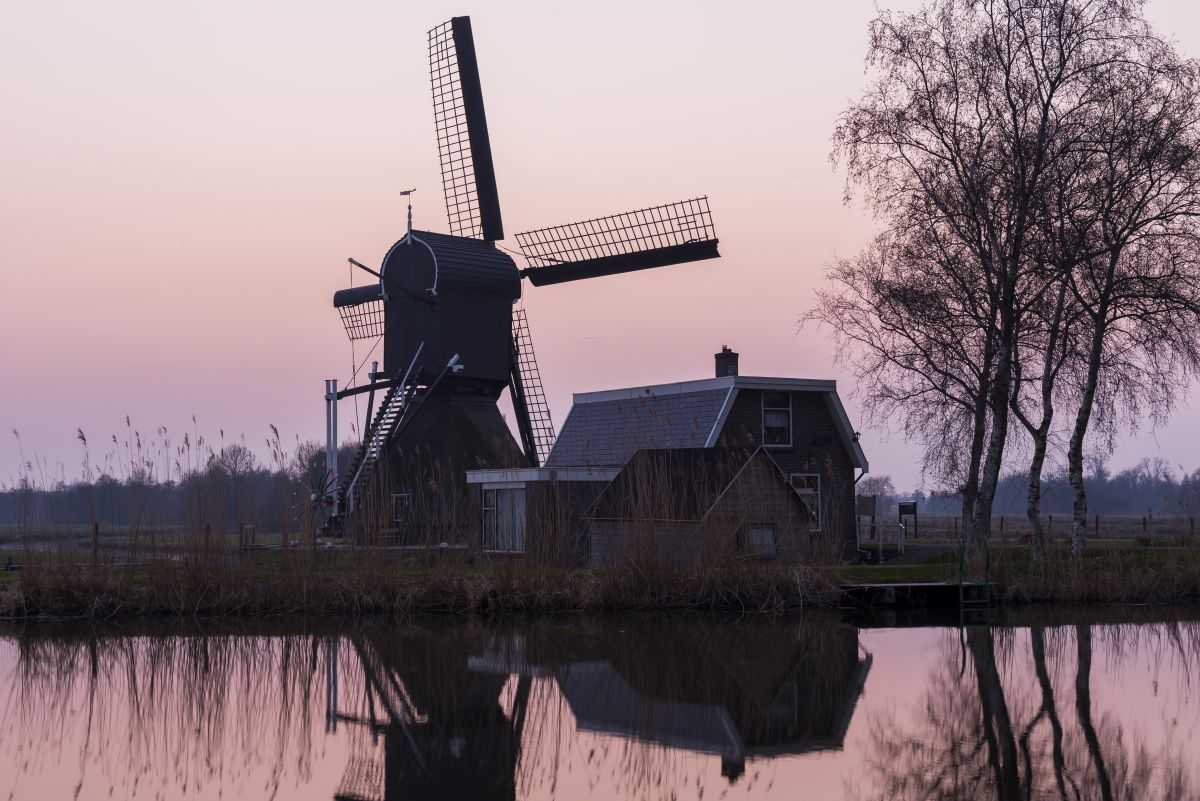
[325, 379, 340, 517]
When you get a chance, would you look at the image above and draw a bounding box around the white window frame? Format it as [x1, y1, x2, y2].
[761, 391, 792, 448]
[391, 493, 411, 525]
[482, 485, 526, 554]
[790, 473, 821, 531]
[741, 525, 777, 558]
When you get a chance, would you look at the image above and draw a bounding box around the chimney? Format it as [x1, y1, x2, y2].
[715, 345, 739, 377]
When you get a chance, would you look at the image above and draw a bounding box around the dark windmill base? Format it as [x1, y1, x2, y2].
[343, 389, 527, 547]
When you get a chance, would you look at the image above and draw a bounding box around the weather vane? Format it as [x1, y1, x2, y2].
[400, 188, 416, 237]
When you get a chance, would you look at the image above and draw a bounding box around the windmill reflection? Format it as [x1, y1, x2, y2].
[330, 617, 871, 800]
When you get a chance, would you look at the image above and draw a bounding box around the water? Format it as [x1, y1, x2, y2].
[1, 610, 1197, 800]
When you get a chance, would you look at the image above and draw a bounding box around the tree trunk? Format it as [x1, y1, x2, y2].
[1020, 278, 1070, 561]
[1075, 625, 1114, 801]
[1030, 627, 1070, 800]
[1025, 433, 1050, 559]
[961, 381, 991, 553]
[976, 299, 1016, 550]
[1068, 272, 1113, 559]
[968, 627, 1021, 801]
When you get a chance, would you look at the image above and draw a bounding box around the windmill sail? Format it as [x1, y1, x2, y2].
[429, 17, 504, 241]
[510, 309, 556, 467]
[514, 198, 719, 286]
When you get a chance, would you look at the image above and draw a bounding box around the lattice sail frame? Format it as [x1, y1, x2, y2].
[511, 309, 556, 466]
[337, 300, 385, 342]
[514, 198, 716, 268]
[428, 18, 503, 241]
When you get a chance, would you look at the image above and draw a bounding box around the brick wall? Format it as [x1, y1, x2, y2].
[716, 389, 858, 561]
[587, 452, 815, 567]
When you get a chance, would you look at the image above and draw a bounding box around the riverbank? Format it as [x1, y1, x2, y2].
[1, 544, 1198, 619]
[0, 557, 845, 618]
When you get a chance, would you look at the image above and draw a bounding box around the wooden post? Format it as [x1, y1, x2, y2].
[1048, 515, 1053, 541]
[205, 522, 212, 552]
[1000, 516, 1005, 542]
[1094, 514, 1099, 539]
[92, 522, 99, 569]
[1191, 516, 1195, 539]
[1143, 516, 1148, 534]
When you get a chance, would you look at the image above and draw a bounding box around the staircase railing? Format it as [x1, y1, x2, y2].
[343, 345, 424, 514]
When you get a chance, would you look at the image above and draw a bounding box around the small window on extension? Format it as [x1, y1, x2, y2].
[762, 392, 792, 447]
[391, 494, 411, 524]
[790, 474, 821, 531]
[740, 525, 777, 558]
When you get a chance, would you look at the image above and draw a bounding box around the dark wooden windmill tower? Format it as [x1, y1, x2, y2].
[324, 16, 720, 538]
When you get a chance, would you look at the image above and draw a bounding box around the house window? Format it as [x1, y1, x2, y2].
[790, 474, 821, 530]
[391, 493, 411, 524]
[482, 487, 526, 553]
[762, 392, 792, 447]
[740, 525, 777, 558]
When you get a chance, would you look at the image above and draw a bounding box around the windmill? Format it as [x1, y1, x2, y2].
[325, 16, 720, 535]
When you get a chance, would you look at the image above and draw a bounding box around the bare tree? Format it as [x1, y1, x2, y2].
[1060, 49, 1200, 556]
[829, 0, 1200, 558]
[809, 227, 998, 535]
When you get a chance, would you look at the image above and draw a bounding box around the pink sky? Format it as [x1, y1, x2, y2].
[3, 0, 1199, 488]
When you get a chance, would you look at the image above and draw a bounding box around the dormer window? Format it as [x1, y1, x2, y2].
[762, 392, 792, 447]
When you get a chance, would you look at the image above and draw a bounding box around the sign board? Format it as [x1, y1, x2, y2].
[898, 501, 918, 516]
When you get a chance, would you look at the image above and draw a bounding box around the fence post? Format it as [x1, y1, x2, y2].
[92, 522, 99, 569]
[1143, 516, 1148, 534]
[1191, 517, 1195, 539]
[1000, 515, 1005, 542]
[1048, 515, 1053, 541]
[1094, 514, 1099, 539]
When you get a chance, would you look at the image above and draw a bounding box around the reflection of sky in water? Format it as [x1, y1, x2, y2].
[0, 614, 1196, 800]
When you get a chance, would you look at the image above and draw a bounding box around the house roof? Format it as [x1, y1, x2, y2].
[545, 385, 729, 468]
[585, 447, 800, 522]
[545, 375, 867, 471]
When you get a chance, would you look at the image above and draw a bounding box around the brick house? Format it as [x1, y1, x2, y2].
[465, 348, 868, 565]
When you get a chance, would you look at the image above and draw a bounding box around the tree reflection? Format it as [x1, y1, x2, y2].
[856, 623, 1197, 801]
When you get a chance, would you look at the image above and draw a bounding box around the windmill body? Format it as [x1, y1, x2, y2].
[326, 16, 720, 538]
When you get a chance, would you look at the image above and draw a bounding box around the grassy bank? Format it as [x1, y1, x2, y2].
[0, 554, 844, 619]
[2, 542, 1198, 619]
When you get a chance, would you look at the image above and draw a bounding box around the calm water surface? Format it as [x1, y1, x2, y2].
[1, 610, 1197, 800]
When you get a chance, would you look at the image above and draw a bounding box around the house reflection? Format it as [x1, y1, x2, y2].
[333, 616, 871, 799]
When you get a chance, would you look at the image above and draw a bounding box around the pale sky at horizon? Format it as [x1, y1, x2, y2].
[3, 0, 1199, 491]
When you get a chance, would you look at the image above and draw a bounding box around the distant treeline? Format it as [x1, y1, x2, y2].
[5, 443, 1197, 528]
[0, 440, 360, 530]
[863, 459, 1200, 519]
